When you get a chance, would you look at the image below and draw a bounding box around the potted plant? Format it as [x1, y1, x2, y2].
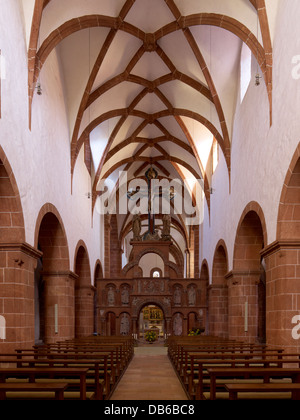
[145, 330, 157, 343]
[188, 327, 204, 336]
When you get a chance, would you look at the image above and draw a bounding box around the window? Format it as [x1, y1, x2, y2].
[212, 138, 219, 173]
[0, 315, 6, 340]
[240, 42, 252, 102]
[150, 267, 162, 277]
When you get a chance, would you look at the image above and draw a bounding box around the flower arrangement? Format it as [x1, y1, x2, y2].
[188, 328, 202, 336]
[145, 330, 157, 343]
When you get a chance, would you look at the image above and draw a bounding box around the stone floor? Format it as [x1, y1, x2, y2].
[109, 340, 188, 401]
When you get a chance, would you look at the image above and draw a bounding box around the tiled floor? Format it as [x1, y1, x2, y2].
[110, 342, 188, 401]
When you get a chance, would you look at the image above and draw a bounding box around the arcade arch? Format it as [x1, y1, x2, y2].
[34, 204, 72, 344]
[230, 203, 266, 343]
[138, 304, 165, 339]
[139, 253, 164, 277]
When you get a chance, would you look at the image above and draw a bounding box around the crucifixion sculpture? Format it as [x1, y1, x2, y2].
[128, 166, 174, 241]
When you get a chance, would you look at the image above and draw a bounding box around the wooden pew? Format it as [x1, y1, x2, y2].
[12, 349, 118, 382]
[166, 336, 298, 400]
[17, 345, 129, 378]
[0, 355, 110, 399]
[181, 351, 298, 382]
[168, 338, 283, 374]
[225, 383, 300, 400]
[207, 367, 300, 400]
[0, 367, 90, 400]
[172, 348, 287, 386]
[185, 357, 300, 400]
[0, 336, 134, 400]
[58, 336, 134, 363]
[0, 382, 68, 400]
[4, 339, 134, 399]
[176, 347, 284, 378]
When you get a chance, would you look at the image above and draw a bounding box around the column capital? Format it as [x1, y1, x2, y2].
[42, 270, 78, 281]
[225, 269, 261, 279]
[225, 270, 261, 286]
[0, 242, 43, 259]
[261, 239, 300, 258]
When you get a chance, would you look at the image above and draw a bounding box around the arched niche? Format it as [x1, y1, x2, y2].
[74, 241, 93, 338]
[34, 204, 71, 343]
[139, 252, 164, 277]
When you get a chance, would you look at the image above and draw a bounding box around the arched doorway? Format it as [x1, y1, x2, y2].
[106, 312, 116, 336]
[138, 304, 165, 340]
[209, 242, 228, 338]
[94, 261, 103, 335]
[200, 261, 209, 334]
[187, 312, 198, 332]
[74, 242, 93, 338]
[139, 253, 165, 277]
[0, 150, 36, 352]
[262, 146, 300, 352]
[34, 205, 71, 344]
[231, 203, 267, 343]
[34, 253, 44, 344]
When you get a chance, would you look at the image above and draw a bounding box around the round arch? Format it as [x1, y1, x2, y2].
[0, 145, 25, 243]
[132, 297, 171, 319]
[277, 144, 300, 240]
[93, 259, 103, 286]
[122, 245, 182, 278]
[233, 201, 267, 272]
[134, 299, 169, 339]
[200, 259, 209, 283]
[34, 203, 70, 272]
[212, 239, 229, 286]
[73, 240, 91, 287]
[74, 240, 94, 338]
[231, 201, 267, 343]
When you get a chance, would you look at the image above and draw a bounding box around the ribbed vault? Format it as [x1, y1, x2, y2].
[25, 0, 272, 263]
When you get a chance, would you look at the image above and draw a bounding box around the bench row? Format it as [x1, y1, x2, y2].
[167, 336, 300, 400]
[0, 336, 134, 400]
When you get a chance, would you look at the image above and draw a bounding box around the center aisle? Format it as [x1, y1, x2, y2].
[110, 341, 188, 401]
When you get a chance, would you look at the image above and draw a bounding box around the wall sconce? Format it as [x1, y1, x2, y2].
[255, 73, 261, 86]
[36, 83, 42, 95]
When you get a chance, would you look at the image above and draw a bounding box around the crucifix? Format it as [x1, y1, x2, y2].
[127, 166, 174, 240]
[145, 166, 158, 237]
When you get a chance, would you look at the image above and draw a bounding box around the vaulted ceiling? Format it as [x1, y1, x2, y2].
[25, 0, 272, 257]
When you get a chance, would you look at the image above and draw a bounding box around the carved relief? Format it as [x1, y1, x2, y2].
[141, 278, 165, 294]
[187, 284, 197, 306]
[173, 285, 182, 306]
[106, 284, 116, 306]
[120, 312, 130, 335]
[173, 313, 183, 336]
[120, 284, 130, 305]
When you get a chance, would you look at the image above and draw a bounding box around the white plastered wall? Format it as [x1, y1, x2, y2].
[200, 0, 300, 282]
[0, 0, 102, 279]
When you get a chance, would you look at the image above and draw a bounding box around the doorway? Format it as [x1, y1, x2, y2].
[139, 304, 165, 339]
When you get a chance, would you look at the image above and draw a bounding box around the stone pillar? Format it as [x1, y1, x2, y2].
[226, 270, 261, 343]
[116, 315, 120, 336]
[183, 316, 188, 335]
[75, 285, 96, 338]
[185, 249, 190, 278]
[99, 310, 106, 336]
[131, 317, 137, 338]
[104, 215, 111, 277]
[261, 240, 300, 352]
[42, 270, 77, 343]
[165, 317, 171, 336]
[0, 243, 42, 352]
[207, 284, 228, 338]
